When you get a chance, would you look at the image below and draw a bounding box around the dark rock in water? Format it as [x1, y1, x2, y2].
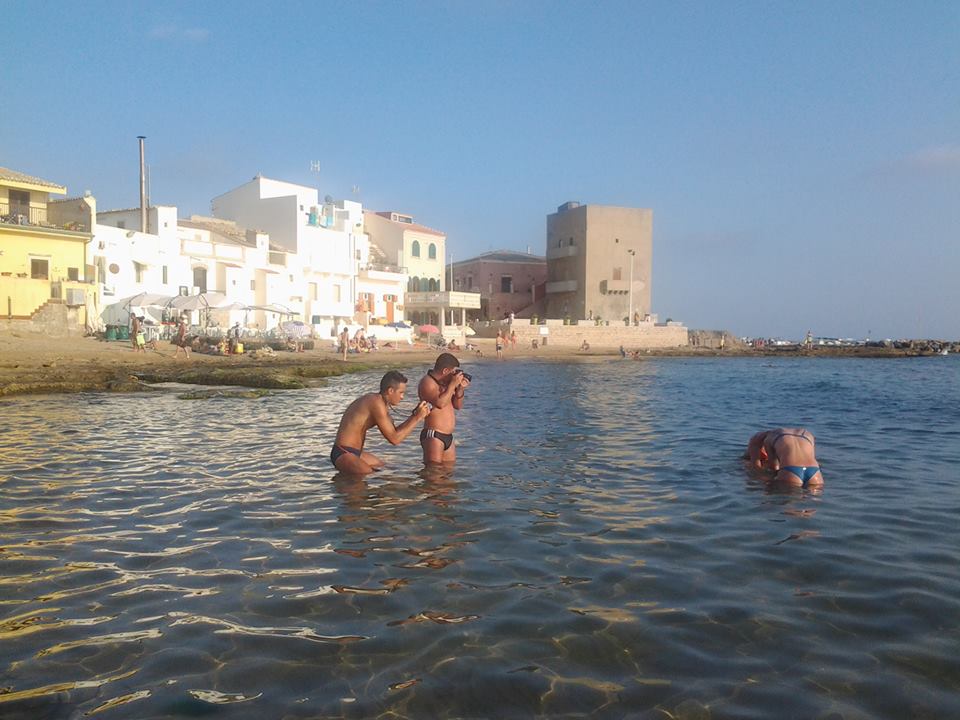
[178, 389, 272, 400]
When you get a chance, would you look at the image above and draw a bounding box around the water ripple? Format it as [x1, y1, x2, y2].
[0, 358, 957, 718]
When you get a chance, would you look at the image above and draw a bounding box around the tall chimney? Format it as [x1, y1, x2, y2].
[137, 136, 147, 233]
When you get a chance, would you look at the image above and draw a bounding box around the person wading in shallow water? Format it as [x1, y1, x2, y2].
[330, 370, 430, 475]
[745, 427, 823, 488]
[418, 353, 470, 465]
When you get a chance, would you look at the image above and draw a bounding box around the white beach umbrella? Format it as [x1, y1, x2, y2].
[169, 292, 229, 311]
[121, 292, 174, 310]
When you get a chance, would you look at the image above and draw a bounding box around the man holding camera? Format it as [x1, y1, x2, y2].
[417, 352, 471, 464]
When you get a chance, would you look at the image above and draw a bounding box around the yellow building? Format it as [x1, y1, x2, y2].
[0, 166, 94, 332]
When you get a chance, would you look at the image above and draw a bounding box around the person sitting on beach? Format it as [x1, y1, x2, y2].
[331, 371, 431, 474]
[580, 340, 590, 351]
[745, 427, 823, 488]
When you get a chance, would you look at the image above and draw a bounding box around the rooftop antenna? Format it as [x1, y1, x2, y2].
[310, 160, 321, 193]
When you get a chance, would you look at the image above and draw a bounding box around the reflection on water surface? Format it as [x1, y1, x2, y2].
[1, 357, 958, 718]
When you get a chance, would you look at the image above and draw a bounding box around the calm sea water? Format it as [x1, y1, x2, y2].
[1, 357, 958, 719]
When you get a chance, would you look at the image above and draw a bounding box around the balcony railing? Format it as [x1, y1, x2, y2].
[0, 202, 88, 232]
[1, 202, 46, 226]
[364, 262, 407, 274]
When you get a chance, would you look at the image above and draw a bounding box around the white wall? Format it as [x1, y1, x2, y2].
[212, 179, 302, 253]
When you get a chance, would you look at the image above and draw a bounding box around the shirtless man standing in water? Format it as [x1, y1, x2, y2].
[418, 353, 471, 464]
[330, 370, 430, 475]
[746, 427, 823, 488]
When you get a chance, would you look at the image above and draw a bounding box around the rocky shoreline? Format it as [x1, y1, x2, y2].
[0, 334, 955, 398]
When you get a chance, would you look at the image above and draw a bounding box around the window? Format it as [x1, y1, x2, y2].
[501, 276, 513, 293]
[9, 189, 29, 215]
[67, 267, 79, 281]
[411, 240, 421, 258]
[409, 276, 419, 292]
[193, 266, 207, 293]
[134, 263, 144, 284]
[309, 282, 318, 301]
[428, 243, 437, 259]
[162, 265, 168, 284]
[117, 220, 126, 229]
[613, 267, 622, 281]
[333, 285, 341, 302]
[31, 258, 49, 279]
[467, 274, 473, 289]
[428, 278, 438, 291]
[455, 278, 461, 289]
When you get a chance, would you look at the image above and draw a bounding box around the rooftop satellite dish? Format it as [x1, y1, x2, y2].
[324, 194, 334, 204]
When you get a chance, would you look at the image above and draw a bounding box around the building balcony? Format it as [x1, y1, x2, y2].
[545, 280, 578, 294]
[600, 279, 630, 294]
[0, 201, 89, 232]
[360, 263, 407, 279]
[546, 244, 579, 259]
[405, 290, 481, 309]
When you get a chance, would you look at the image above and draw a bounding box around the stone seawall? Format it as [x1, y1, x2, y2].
[474, 321, 689, 348]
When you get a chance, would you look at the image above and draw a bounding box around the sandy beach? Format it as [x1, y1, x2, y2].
[0, 331, 951, 397]
[0, 331, 623, 396]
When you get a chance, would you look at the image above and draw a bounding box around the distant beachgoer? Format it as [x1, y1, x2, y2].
[619, 345, 626, 358]
[174, 317, 191, 359]
[340, 327, 349, 360]
[633, 311, 640, 326]
[510, 329, 517, 349]
[580, 339, 590, 351]
[130, 314, 146, 353]
[229, 323, 241, 354]
[330, 370, 431, 474]
[745, 428, 822, 488]
[496, 330, 504, 360]
[418, 353, 470, 465]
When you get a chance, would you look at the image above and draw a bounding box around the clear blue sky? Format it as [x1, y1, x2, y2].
[3, 1, 958, 339]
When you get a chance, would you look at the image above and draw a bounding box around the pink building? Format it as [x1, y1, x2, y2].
[450, 250, 546, 321]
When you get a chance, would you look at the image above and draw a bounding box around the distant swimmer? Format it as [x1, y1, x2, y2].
[418, 353, 471, 464]
[745, 427, 823, 488]
[330, 370, 431, 475]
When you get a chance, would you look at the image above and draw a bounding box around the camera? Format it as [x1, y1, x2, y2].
[455, 369, 472, 382]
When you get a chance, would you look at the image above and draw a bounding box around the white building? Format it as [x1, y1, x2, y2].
[175, 216, 290, 331]
[212, 175, 406, 336]
[92, 205, 190, 325]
